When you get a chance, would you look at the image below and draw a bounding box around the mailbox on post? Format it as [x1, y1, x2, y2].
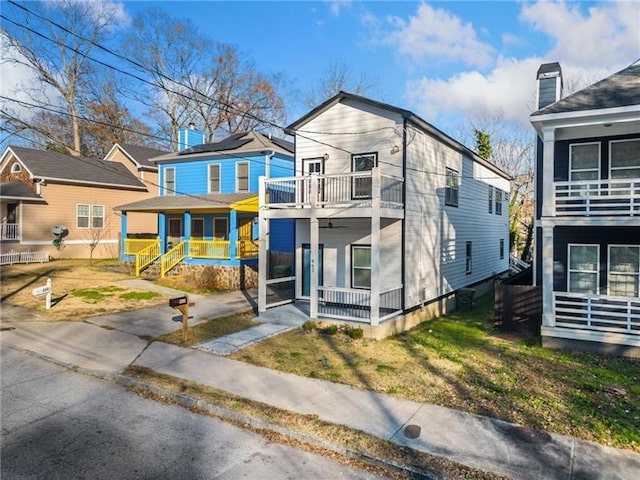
[169, 295, 194, 339]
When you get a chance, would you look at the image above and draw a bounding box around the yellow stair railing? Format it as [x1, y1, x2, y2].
[161, 240, 186, 277]
[125, 238, 159, 255]
[134, 240, 161, 276]
[236, 239, 259, 258]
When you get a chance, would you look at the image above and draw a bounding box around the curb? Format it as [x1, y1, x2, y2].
[1, 342, 440, 479]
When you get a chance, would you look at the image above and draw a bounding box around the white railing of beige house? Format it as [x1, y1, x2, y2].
[0, 250, 49, 266]
[264, 172, 404, 209]
[317, 285, 403, 323]
[554, 180, 640, 216]
[554, 292, 640, 335]
[1, 223, 20, 240]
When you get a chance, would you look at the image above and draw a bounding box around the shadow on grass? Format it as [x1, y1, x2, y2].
[1, 268, 56, 303]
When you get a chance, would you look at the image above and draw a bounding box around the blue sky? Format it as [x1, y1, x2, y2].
[3, 0, 639, 140]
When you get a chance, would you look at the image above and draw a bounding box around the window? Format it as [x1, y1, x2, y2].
[570, 143, 599, 181]
[608, 245, 639, 297]
[445, 168, 459, 207]
[236, 162, 249, 192]
[164, 167, 175, 196]
[10, 163, 21, 173]
[213, 218, 228, 240]
[500, 239, 505, 260]
[91, 205, 104, 228]
[208, 164, 221, 193]
[610, 139, 640, 179]
[191, 218, 204, 239]
[488, 186, 493, 213]
[495, 189, 503, 215]
[465, 241, 472, 274]
[352, 153, 377, 199]
[77, 204, 89, 228]
[77, 204, 104, 229]
[351, 245, 371, 289]
[568, 244, 599, 294]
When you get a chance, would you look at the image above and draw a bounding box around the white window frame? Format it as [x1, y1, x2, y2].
[236, 162, 249, 193]
[91, 205, 104, 229]
[569, 142, 600, 182]
[10, 163, 22, 173]
[488, 185, 493, 213]
[609, 138, 640, 180]
[607, 244, 640, 297]
[495, 189, 503, 215]
[213, 217, 228, 240]
[465, 241, 472, 274]
[351, 244, 371, 290]
[77, 204, 90, 228]
[208, 163, 221, 193]
[568, 244, 600, 294]
[445, 168, 459, 207]
[351, 153, 377, 200]
[76, 204, 104, 229]
[164, 167, 176, 196]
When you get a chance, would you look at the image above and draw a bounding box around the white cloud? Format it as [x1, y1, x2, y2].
[326, 0, 352, 17]
[381, 3, 494, 68]
[520, 0, 640, 69]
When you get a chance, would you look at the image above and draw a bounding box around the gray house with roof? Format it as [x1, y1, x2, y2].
[0, 145, 160, 259]
[530, 60, 640, 356]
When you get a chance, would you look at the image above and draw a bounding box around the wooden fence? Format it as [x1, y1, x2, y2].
[494, 282, 542, 335]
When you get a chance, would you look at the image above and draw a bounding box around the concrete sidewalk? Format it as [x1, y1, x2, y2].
[1, 308, 639, 479]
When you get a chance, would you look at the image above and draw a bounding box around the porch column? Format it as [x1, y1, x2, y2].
[541, 127, 556, 217]
[542, 226, 555, 327]
[158, 213, 166, 254]
[120, 212, 128, 261]
[309, 176, 319, 319]
[184, 211, 191, 257]
[258, 178, 269, 312]
[370, 167, 381, 326]
[229, 210, 238, 259]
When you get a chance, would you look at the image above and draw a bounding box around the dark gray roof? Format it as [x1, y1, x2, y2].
[117, 143, 167, 169]
[532, 60, 640, 116]
[287, 91, 511, 180]
[7, 146, 146, 190]
[0, 181, 46, 202]
[115, 192, 256, 212]
[537, 62, 562, 77]
[152, 131, 294, 163]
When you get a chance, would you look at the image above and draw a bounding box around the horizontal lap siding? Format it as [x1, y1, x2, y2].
[404, 124, 510, 308]
[294, 101, 403, 179]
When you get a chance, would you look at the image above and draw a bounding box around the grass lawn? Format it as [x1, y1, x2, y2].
[230, 294, 640, 452]
[1, 259, 167, 321]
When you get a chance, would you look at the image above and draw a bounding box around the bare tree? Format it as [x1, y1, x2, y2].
[1, 0, 122, 155]
[302, 61, 378, 108]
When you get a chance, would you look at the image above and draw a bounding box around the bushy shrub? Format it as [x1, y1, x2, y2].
[321, 324, 339, 335]
[344, 326, 364, 340]
[302, 320, 317, 332]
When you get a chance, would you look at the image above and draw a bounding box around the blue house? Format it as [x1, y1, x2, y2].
[116, 129, 294, 289]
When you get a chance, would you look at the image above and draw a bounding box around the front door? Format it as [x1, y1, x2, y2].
[302, 243, 323, 297]
[303, 158, 324, 203]
[168, 218, 182, 249]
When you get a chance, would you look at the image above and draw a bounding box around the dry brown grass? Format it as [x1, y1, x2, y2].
[155, 311, 256, 346]
[1, 259, 167, 321]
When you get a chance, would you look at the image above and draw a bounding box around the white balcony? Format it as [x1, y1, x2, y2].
[262, 170, 404, 219]
[554, 179, 640, 216]
[1, 223, 20, 241]
[554, 291, 640, 335]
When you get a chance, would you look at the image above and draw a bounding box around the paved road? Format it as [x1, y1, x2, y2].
[0, 346, 383, 480]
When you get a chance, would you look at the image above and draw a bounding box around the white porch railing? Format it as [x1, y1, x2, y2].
[264, 172, 404, 209]
[554, 292, 640, 335]
[0, 250, 49, 266]
[554, 180, 640, 216]
[1, 223, 20, 240]
[318, 285, 403, 323]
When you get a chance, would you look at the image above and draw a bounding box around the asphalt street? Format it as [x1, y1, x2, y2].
[0, 345, 383, 480]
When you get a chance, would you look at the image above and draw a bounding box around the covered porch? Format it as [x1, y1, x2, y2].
[0, 181, 47, 242]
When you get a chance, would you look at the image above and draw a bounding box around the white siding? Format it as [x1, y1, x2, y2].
[403, 124, 510, 308]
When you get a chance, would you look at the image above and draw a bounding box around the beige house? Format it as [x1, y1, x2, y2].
[0, 145, 165, 259]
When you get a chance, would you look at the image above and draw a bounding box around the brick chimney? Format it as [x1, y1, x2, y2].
[536, 62, 563, 110]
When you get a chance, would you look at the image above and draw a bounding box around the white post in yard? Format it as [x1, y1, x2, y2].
[45, 278, 52, 310]
[258, 177, 268, 313]
[310, 176, 319, 319]
[370, 168, 381, 326]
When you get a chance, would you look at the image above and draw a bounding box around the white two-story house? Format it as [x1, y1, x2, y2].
[258, 92, 510, 337]
[531, 60, 640, 357]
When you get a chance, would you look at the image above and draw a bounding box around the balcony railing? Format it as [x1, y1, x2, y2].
[189, 239, 230, 259]
[554, 292, 640, 335]
[1, 223, 19, 240]
[554, 180, 640, 216]
[264, 171, 404, 209]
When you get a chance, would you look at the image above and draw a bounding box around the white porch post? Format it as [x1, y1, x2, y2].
[309, 176, 319, 319]
[541, 127, 556, 217]
[370, 167, 381, 326]
[542, 226, 555, 327]
[258, 177, 268, 313]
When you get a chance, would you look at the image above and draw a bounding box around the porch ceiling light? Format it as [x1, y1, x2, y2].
[390, 145, 400, 154]
[323, 153, 329, 160]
